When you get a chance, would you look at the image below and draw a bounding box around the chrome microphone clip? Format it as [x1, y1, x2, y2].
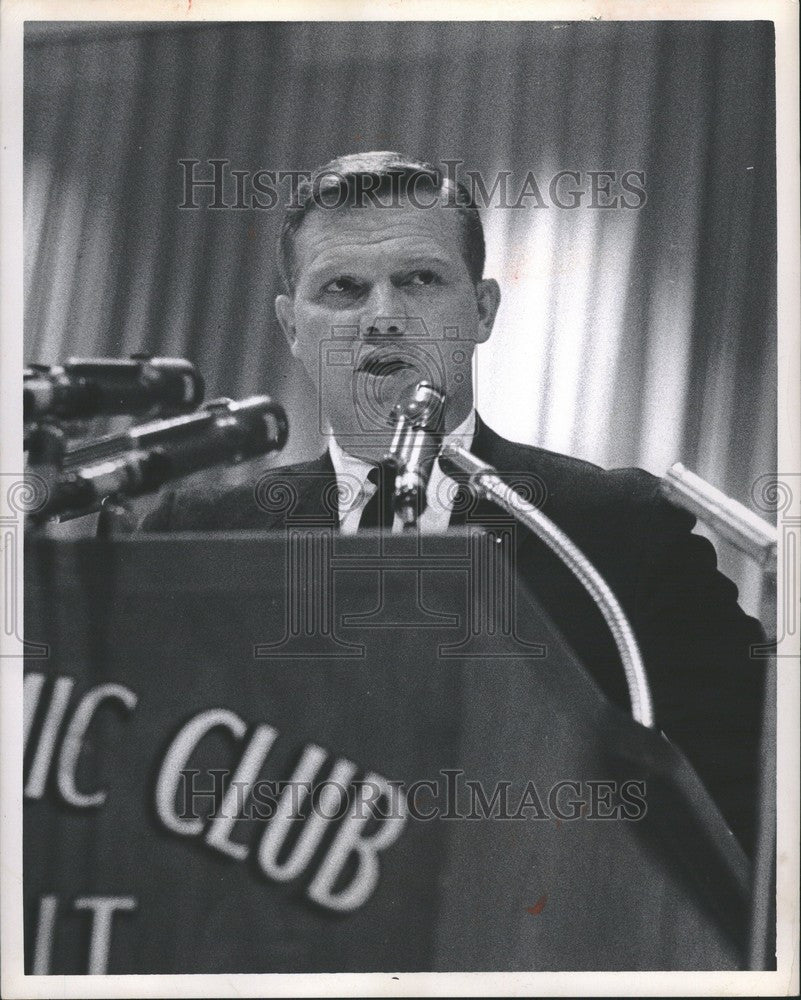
[385, 381, 446, 527]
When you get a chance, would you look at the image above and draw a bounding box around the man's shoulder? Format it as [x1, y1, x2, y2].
[139, 453, 336, 532]
[478, 420, 663, 519]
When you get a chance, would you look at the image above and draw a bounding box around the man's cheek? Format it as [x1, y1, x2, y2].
[293, 341, 323, 386]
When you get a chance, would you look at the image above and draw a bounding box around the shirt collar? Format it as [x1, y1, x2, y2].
[328, 409, 476, 509]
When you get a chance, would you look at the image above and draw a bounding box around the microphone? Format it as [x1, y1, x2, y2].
[660, 462, 777, 571]
[23, 355, 205, 422]
[31, 395, 288, 522]
[385, 381, 445, 527]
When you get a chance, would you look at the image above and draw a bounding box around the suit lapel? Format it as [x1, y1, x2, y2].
[447, 413, 523, 529]
[287, 450, 339, 527]
[252, 450, 339, 530]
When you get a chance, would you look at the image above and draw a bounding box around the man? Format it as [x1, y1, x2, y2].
[143, 151, 765, 856]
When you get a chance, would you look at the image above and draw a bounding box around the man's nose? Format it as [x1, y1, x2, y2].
[363, 283, 407, 340]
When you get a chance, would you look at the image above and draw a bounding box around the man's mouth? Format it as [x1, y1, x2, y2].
[351, 350, 438, 425]
[356, 353, 416, 379]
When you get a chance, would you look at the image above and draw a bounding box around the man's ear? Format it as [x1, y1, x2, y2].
[275, 294, 299, 357]
[474, 278, 501, 344]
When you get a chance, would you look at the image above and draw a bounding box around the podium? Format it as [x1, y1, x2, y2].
[23, 531, 751, 973]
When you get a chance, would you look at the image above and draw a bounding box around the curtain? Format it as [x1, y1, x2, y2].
[23, 20, 776, 611]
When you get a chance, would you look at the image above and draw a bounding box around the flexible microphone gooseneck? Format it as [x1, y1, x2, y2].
[438, 440, 653, 728]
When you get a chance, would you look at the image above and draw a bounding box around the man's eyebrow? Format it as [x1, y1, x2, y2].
[391, 256, 454, 271]
[304, 255, 456, 282]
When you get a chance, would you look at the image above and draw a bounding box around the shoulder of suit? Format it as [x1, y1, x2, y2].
[483, 429, 697, 567]
[480, 422, 661, 510]
[144, 454, 332, 530]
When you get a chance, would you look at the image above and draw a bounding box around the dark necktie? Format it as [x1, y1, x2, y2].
[358, 464, 396, 531]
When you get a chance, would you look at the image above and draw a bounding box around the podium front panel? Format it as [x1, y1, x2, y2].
[23, 532, 750, 972]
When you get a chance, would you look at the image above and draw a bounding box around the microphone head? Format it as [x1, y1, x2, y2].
[23, 355, 205, 422]
[213, 395, 289, 459]
[64, 356, 206, 416]
[389, 381, 446, 431]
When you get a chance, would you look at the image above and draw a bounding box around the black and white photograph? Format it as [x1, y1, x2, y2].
[1, 2, 798, 996]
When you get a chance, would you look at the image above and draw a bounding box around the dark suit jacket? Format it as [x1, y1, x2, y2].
[142, 415, 765, 855]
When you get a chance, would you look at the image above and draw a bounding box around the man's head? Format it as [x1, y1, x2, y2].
[275, 152, 501, 461]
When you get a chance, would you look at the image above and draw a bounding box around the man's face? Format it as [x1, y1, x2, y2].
[275, 199, 500, 458]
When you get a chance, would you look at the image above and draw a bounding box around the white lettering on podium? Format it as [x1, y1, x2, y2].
[73, 896, 137, 974]
[31, 894, 57, 975]
[24, 676, 74, 798]
[24, 673, 137, 805]
[154, 709, 407, 912]
[23, 672, 46, 753]
[58, 684, 138, 807]
[205, 723, 278, 860]
[31, 894, 137, 974]
[258, 748, 356, 881]
[155, 708, 247, 835]
[307, 772, 408, 912]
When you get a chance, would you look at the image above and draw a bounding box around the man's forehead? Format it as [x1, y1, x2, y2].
[292, 203, 465, 276]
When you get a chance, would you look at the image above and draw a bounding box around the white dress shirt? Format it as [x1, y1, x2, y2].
[328, 411, 476, 534]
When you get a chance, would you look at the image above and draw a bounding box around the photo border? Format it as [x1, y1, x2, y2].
[1, 1, 798, 996]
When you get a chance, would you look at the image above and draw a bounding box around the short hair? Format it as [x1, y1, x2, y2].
[277, 151, 486, 294]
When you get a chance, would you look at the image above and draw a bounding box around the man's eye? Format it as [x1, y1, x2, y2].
[323, 277, 360, 295]
[406, 270, 440, 287]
